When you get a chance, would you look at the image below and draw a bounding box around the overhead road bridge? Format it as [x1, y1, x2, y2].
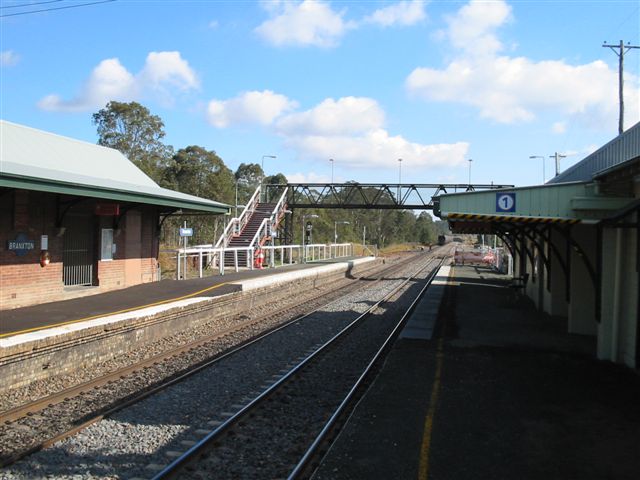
[434, 121, 640, 370]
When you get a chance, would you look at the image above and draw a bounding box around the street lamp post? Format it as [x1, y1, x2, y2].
[329, 158, 334, 184]
[334, 220, 350, 243]
[397, 158, 402, 200]
[468, 158, 473, 184]
[260, 155, 276, 201]
[302, 213, 319, 263]
[529, 155, 546, 183]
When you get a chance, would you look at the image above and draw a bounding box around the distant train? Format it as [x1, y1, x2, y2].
[437, 234, 446, 246]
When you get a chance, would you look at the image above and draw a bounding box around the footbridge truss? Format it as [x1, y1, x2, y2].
[266, 183, 512, 210]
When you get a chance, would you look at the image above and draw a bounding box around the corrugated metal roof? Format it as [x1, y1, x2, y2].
[547, 121, 640, 184]
[0, 120, 230, 214]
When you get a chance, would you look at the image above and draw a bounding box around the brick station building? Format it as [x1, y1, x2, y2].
[0, 120, 229, 309]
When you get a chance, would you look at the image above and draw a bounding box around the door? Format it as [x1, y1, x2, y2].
[62, 215, 95, 286]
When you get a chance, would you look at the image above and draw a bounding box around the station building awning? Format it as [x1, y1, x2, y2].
[0, 120, 231, 215]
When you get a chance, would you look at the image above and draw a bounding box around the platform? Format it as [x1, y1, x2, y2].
[313, 265, 640, 480]
[0, 256, 372, 340]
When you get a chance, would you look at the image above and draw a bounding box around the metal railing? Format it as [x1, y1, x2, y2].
[175, 243, 354, 279]
[214, 185, 262, 249]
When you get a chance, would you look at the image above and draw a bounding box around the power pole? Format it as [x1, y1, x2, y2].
[602, 40, 640, 135]
[550, 152, 567, 177]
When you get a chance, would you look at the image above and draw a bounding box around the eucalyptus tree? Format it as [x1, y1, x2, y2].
[92, 101, 173, 182]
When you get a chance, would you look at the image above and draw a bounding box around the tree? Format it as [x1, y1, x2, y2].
[92, 101, 172, 182]
[163, 146, 235, 245]
[234, 163, 264, 205]
[164, 145, 234, 202]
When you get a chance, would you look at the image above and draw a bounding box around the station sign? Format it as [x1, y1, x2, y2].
[179, 227, 194, 237]
[496, 192, 516, 213]
[8, 233, 35, 256]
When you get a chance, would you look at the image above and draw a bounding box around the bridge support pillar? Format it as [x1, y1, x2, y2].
[598, 223, 638, 368]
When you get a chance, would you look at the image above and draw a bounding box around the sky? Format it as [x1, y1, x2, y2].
[1, 0, 639, 191]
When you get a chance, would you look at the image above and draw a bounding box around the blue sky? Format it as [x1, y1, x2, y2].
[2, 0, 639, 190]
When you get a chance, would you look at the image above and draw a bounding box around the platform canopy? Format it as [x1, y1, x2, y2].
[0, 120, 230, 214]
[435, 122, 640, 234]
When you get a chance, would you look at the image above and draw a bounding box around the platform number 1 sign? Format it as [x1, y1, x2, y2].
[496, 193, 516, 213]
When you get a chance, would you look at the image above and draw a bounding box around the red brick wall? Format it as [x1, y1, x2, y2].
[0, 191, 161, 310]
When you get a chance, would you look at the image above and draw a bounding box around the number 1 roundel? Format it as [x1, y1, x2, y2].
[496, 193, 516, 212]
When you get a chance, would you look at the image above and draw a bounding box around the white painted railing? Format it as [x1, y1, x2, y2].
[175, 242, 354, 279]
[214, 185, 262, 249]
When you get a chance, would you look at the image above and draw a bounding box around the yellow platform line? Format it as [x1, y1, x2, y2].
[418, 338, 444, 480]
[0, 282, 229, 339]
[418, 266, 454, 480]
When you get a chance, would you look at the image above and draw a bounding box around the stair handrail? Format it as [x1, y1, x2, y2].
[249, 218, 270, 249]
[214, 185, 262, 248]
[269, 186, 289, 226]
[265, 187, 289, 244]
[239, 185, 262, 233]
[248, 187, 289, 249]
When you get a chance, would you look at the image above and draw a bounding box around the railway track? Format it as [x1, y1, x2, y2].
[150, 255, 447, 479]
[0, 249, 449, 473]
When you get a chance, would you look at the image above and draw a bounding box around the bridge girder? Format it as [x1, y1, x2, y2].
[268, 183, 511, 210]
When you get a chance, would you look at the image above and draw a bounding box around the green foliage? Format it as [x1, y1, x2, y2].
[164, 146, 234, 202]
[92, 101, 172, 182]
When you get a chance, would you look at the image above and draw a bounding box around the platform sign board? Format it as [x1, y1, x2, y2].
[496, 193, 516, 213]
[179, 227, 193, 237]
[8, 233, 35, 256]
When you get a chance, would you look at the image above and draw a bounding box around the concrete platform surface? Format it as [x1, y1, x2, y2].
[314, 265, 640, 480]
[0, 256, 371, 339]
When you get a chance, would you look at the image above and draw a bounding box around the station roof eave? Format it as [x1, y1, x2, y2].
[0, 171, 230, 215]
[435, 181, 635, 234]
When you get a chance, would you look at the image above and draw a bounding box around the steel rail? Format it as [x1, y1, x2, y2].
[288, 255, 447, 479]
[0, 251, 431, 467]
[151, 252, 450, 479]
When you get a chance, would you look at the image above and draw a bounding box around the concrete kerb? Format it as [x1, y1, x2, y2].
[0, 257, 380, 393]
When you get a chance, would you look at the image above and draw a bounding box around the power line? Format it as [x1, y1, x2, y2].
[1, 1, 64, 10]
[0, 0, 116, 18]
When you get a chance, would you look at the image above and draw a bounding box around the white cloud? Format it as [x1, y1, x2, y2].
[276, 97, 385, 136]
[286, 171, 330, 183]
[283, 128, 469, 169]
[207, 90, 298, 128]
[552, 121, 566, 134]
[208, 20, 219, 29]
[139, 51, 199, 91]
[1, 50, 20, 67]
[446, 0, 512, 57]
[38, 52, 198, 112]
[364, 0, 427, 27]
[208, 89, 468, 168]
[255, 0, 355, 47]
[406, 0, 640, 128]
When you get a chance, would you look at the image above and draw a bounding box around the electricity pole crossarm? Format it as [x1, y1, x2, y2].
[602, 40, 640, 134]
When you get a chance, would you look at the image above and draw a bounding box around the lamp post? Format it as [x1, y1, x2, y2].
[529, 155, 546, 183]
[261, 155, 276, 201]
[334, 220, 349, 243]
[302, 213, 319, 263]
[397, 158, 403, 200]
[329, 158, 334, 184]
[468, 158, 473, 184]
